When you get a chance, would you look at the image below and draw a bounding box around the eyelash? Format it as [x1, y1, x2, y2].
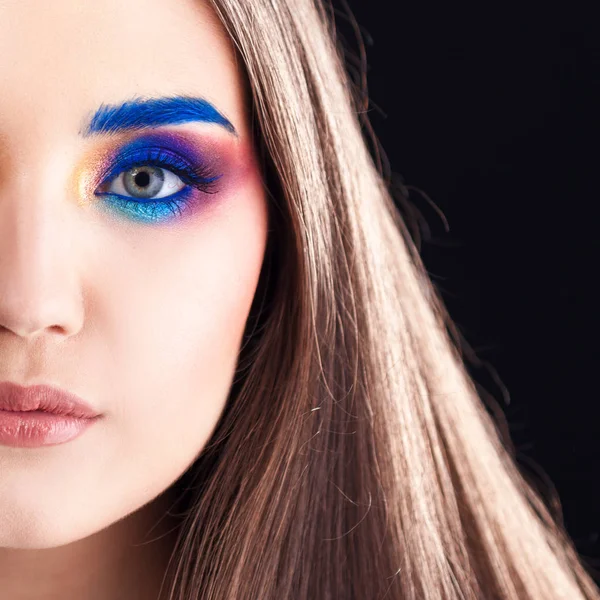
[94, 146, 220, 222]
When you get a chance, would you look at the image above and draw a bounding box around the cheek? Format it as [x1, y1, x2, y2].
[95, 166, 268, 481]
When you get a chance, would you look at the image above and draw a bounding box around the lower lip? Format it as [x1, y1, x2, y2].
[0, 410, 99, 448]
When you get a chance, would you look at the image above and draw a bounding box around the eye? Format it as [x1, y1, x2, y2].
[104, 165, 186, 200]
[92, 142, 223, 224]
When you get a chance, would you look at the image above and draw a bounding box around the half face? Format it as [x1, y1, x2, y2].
[0, 0, 268, 549]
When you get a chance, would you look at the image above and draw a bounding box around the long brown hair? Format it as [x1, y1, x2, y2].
[158, 1, 600, 597]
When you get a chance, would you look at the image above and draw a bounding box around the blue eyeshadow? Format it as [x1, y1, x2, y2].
[94, 131, 222, 225]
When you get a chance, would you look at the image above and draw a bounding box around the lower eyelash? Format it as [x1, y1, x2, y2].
[100, 185, 195, 223]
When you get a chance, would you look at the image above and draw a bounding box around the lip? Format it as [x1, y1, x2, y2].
[0, 381, 101, 448]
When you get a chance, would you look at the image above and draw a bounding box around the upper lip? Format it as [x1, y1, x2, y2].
[0, 381, 100, 419]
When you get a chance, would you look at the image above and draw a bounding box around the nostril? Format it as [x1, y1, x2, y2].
[48, 324, 67, 335]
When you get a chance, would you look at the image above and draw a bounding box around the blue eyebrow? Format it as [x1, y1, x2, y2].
[80, 95, 237, 137]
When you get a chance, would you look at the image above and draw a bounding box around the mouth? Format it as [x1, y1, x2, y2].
[0, 381, 102, 448]
[0, 381, 100, 418]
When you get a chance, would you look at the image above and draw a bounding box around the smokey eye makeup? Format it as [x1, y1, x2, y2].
[75, 95, 242, 225]
[91, 131, 224, 224]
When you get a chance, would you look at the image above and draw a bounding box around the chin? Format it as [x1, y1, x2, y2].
[0, 491, 107, 550]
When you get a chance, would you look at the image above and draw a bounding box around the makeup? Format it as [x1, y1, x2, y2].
[0, 382, 102, 448]
[81, 95, 238, 137]
[93, 130, 222, 224]
[73, 127, 249, 225]
[0, 411, 98, 448]
[71, 94, 250, 225]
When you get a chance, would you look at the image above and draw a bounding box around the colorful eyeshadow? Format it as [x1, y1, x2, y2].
[79, 130, 226, 225]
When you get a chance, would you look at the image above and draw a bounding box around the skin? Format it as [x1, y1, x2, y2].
[0, 0, 268, 598]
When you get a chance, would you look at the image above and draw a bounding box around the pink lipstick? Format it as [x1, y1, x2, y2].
[0, 381, 102, 448]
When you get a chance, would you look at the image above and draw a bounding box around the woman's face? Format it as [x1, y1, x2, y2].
[0, 0, 267, 548]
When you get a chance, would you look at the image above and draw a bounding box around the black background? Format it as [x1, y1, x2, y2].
[339, 0, 600, 578]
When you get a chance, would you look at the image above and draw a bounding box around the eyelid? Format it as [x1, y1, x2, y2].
[72, 129, 230, 206]
[99, 145, 219, 187]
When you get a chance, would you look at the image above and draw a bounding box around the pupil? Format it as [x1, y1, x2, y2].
[135, 171, 150, 187]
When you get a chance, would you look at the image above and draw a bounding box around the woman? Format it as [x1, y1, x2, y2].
[0, 0, 597, 598]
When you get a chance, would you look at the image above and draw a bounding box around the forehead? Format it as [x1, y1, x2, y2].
[0, 0, 247, 142]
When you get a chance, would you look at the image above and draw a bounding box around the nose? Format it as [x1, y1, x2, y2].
[0, 182, 85, 340]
